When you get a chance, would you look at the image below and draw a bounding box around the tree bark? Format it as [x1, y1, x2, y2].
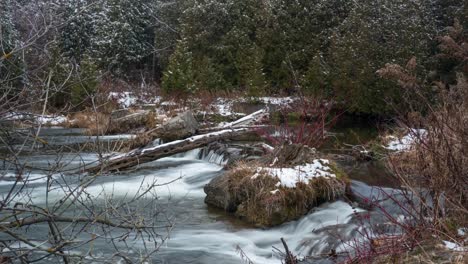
[85, 128, 252, 174]
[85, 109, 269, 174]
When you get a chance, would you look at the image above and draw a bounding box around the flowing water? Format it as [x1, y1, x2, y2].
[0, 128, 399, 263]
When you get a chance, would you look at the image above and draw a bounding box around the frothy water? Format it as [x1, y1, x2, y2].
[1, 142, 370, 263]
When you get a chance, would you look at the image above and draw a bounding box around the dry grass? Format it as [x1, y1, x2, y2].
[388, 75, 468, 230]
[68, 112, 111, 135]
[222, 161, 347, 227]
[373, 22, 467, 262]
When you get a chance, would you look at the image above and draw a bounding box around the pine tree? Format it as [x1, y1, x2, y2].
[153, 0, 186, 72]
[162, 39, 196, 94]
[0, 0, 18, 56]
[329, 0, 435, 114]
[59, 0, 98, 64]
[235, 44, 267, 97]
[92, 0, 154, 75]
[162, 0, 233, 93]
[0, 0, 22, 86]
[254, 0, 352, 91]
[162, 38, 228, 95]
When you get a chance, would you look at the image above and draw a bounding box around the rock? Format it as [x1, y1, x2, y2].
[204, 146, 349, 227]
[159, 111, 199, 141]
[110, 110, 151, 133]
[110, 109, 132, 119]
[203, 175, 238, 212]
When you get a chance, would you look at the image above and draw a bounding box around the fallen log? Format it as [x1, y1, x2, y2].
[85, 128, 253, 174]
[120, 109, 268, 151]
[220, 108, 269, 128]
[86, 108, 269, 174]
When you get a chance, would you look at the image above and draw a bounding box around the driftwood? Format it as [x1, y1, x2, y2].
[85, 109, 269, 174]
[86, 128, 251, 173]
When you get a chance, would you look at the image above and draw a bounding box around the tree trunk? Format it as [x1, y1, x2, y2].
[85, 109, 269, 174]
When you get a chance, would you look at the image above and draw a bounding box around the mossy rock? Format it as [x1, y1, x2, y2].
[205, 160, 349, 227]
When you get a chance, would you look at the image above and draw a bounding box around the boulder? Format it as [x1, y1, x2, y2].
[203, 175, 238, 212]
[110, 110, 152, 133]
[204, 145, 349, 227]
[159, 111, 199, 141]
[110, 109, 132, 119]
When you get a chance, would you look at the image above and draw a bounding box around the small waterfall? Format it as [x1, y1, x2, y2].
[198, 147, 228, 166]
[171, 146, 229, 165]
[201, 149, 228, 165]
[171, 148, 203, 160]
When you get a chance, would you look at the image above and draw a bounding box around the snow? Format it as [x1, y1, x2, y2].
[252, 159, 336, 188]
[221, 109, 267, 128]
[211, 98, 245, 117]
[443, 241, 466, 252]
[109, 92, 137, 108]
[36, 115, 67, 126]
[385, 129, 427, 151]
[458, 228, 466, 236]
[2, 112, 67, 126]
[109, 128, 248, 161]
[255, 97, 296, 106]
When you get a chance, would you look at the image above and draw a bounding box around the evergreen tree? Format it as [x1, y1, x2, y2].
[431, 0, 465, 30]
[59, 0, 98, 63]
[0, 0, 18, 57]
[92, 0, 154, 75]
[0, 0, 22, 86]
[162, 0, 233, 93]
[261, 0, 351, 91]
[329, 0, 435, 115]
[162, 38, 196, 94]
[162, 38, 228, 95]
[153, 0, 185, 73]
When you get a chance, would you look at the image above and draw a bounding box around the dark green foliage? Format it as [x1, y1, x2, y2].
[3, 0, 465, 115]
[161, 39, 195, 94]
[328, 0, 435, 114]
[300, 54, 331, 97]
[92, 0, 154, 75]
[0, 0, 22, 86]
[162, 38, 227, 95]
[48, 46, 99, 109]
[153, 0, 186, 73]
[59, 0, 96, 63]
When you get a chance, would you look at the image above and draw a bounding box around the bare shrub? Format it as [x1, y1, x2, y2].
[387, 75, 468, 227]
[377, 19, 467, 242]
[257, 96, 340, 148]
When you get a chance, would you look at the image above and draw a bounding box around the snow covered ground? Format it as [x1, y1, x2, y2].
[385, 129, 427, 151]
[108, 91, 297, 113]
[252, 159, 336, 188]
[2, 112, 68, 126]
[443, 240, 466, 252]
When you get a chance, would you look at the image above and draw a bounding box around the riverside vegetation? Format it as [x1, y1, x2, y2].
[0, 0, 467, 263]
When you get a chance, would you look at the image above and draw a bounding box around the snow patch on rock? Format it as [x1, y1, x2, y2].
[443, 240, 466, 252]
[252, 159, 336, 188]
[385, 129, 427, 151]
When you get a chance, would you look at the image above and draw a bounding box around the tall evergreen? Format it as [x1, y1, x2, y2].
[0, 0, 22, 86]
[329, 0, 435, 114]
[92, 0, 154, 74]
[59, 0, 98, 64]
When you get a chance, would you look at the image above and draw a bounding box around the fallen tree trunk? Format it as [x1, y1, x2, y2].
[86, 108, 269, 174]
[86, 128, 253, 174]
[120, 109, 268, 151]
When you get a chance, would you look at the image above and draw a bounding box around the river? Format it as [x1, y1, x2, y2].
[0, 127, 400, 263]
